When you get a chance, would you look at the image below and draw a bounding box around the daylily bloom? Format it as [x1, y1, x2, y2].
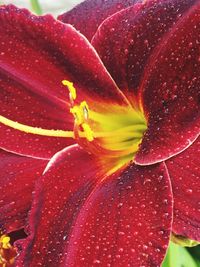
[0, 0, 200, 266]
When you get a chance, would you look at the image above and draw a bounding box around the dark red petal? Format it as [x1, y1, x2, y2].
[92, 0, 197, 105]
[0, 149, 47, 233]
[0, 5, 126, 159]
[135, 1, 200, 164]
[58, 0, 140, 41]
[16, 145, 173, 267]
[166, 137, 200, 241]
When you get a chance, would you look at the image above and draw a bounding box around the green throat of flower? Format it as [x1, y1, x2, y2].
[61, 80, 147, 174]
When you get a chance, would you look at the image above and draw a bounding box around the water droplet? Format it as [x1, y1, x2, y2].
[186, 189, 193, 194]
[118, 203, 123, 208]
[63, 235, 67, 240]
[143, 245, 148, 250]
[93, 259, 101, 264]
[163, 199, 168, 204]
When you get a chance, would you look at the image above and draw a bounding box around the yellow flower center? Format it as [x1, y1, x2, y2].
[62, 80, 147, 170]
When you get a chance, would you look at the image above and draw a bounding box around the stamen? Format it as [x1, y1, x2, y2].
[0, 236, 11, 249]
[66, 87, 93, 141]
[0, 234, 17, 266]
[82, 123, 94, 141]
[70, 106, 84, 126]
[0, 115, 143, 141]
[0, 115, 75, 138]
[62, 80, 77, 101]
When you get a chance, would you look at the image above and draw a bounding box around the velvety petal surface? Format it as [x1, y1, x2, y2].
[92, 0, 200, 165]
[0, 5, 127, 159]
[92, 0, 197, 105]
[0, 149, 48, 233]
[166, 137, 200, 242]
[58, 0, 140, 41]
[16, 145, 173, 267]
[135, 1, 200, 164]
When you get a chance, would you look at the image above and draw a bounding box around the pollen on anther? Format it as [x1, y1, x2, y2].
[62, 80, 77, 101]
[70, 106, 83, 126]
[0, 235, 11, 249]
[0, 234, 17, 266]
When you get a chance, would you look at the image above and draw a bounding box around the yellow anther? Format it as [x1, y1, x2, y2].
[70, 106, 84, 126]
[62, 80, 77, 101]
[82, 123, 94, 142]
[80, 101, 89, 120]
[0, 235, 11, 249]
[0, 234, 17, 266]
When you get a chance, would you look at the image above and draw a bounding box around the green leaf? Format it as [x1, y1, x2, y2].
[30, 0, 42, 15]
[188, 245, 200, 261]
[162, 242, 198, 267]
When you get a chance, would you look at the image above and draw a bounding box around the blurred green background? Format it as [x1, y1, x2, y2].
[1, 0, 82, 16]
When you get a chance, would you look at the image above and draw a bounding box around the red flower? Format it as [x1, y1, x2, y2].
[0, 0, 199, 266]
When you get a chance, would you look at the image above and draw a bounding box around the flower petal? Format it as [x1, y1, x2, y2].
[58, 0, 139, 41]
[91, 0, 200, 164]
[0, 149, 47, 233]
[0, 5, 126, 159]
[166, 137, 200, 242]
[17, 145, 173, 266]
[135, 1, 200, 164]
[92, 0, 196, 105]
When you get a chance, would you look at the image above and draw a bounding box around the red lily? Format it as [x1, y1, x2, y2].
[0, 0, 200, 266]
